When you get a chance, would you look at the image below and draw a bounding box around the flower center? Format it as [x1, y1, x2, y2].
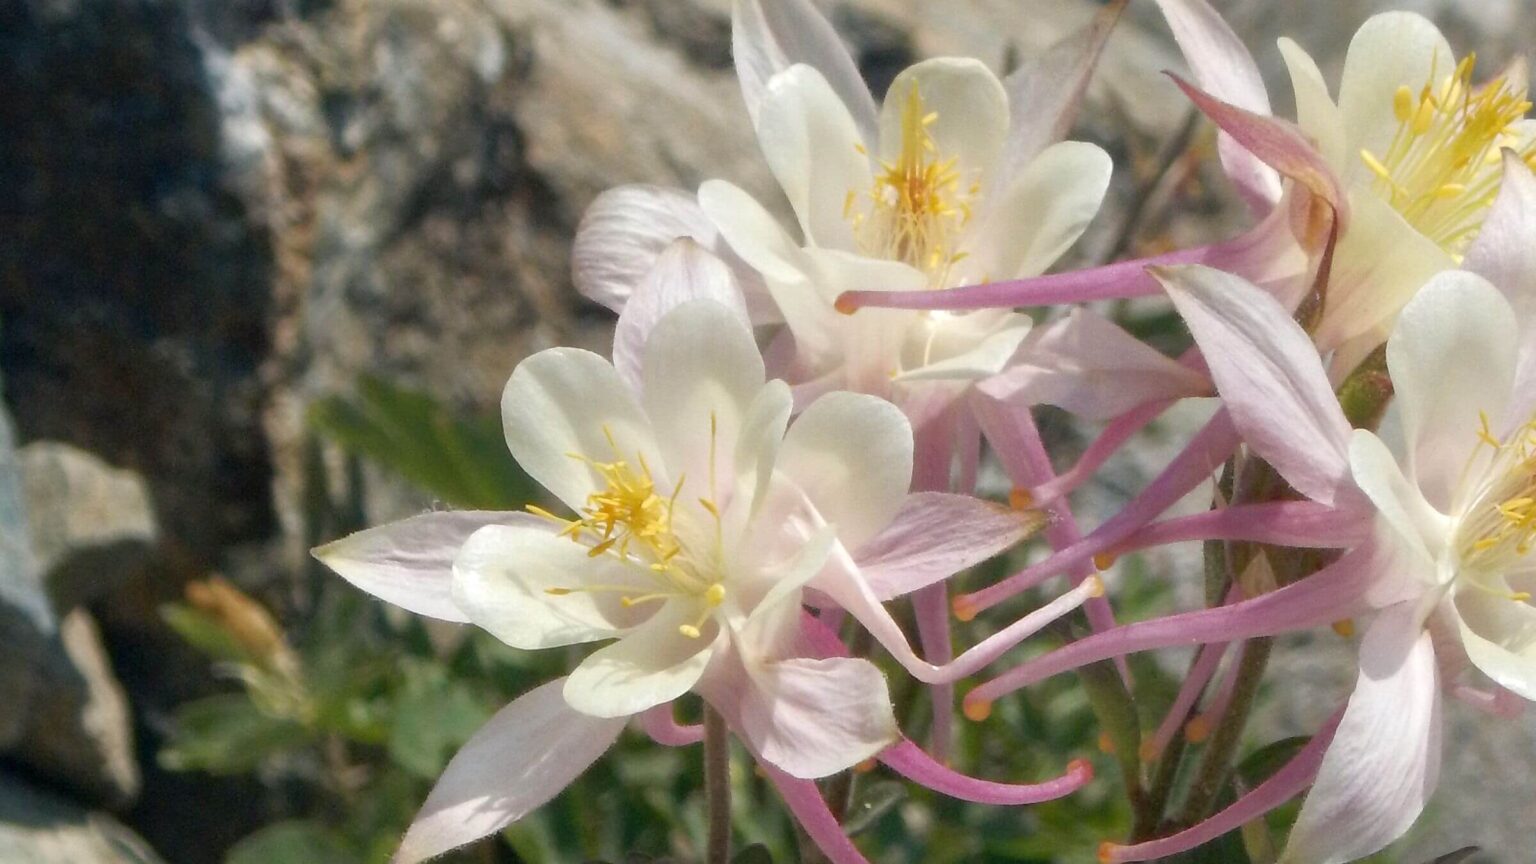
[1360, 55, 1535, 258]
[529, 424, 727, 638]
[1458, 413, 1536, 588]
[846, 80, 978, 285]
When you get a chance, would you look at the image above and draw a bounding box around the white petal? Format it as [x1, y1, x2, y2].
[777, 391, 913, 550]
[881, 58, 1009, 191]
[1452, 585, 1536, 702]
[963, 140, 1111, 282]
[613, 239, 752, 391]
[1152, 0, 1280, 208]
[1336, 12, 1454, 174]
[736, 656, 897, 779]
[734, 379, 794, 520]
[1154, 265, 1352, 506]
[977, 308, 1210, 421]
[641, 300, 765, 499]
[894, 315, 1031, 383]
[563, 603, 718, 719]
[1312, 191, 1452, 353]
[1282, 603, 1442, 864]
[1278, 38, 1345, 171]
[501, 347, 661, 512]
[757, 65, 871, 251]
[1387, 271, 1519, 511]
[800, 248, 928, 394]
[732, 0, 877, 143]
[314, 511, 547, 623]
[394, 678, 624, 864]
[1348, 430, 1451, 569]
[735, 521, 838, 659]
[853, 492, 1039, 600]
[451, 525, 651, 650]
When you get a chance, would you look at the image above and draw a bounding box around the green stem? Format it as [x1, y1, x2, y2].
[704, 707, 732, 864]
[1076, 655, 1149, 828]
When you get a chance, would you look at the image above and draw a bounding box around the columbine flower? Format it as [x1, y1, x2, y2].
[840, 4, 1535, 379]
[314, 241, 1066, 861]
[317, 292, 908, 860]
[1079, 173, 1536, 859]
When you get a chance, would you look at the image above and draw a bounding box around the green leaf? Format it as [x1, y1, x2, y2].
[387, 660, 492, 778]
[1235, 737, 1312, 787]
[226, 820, 356, 864]
[731, 845, 774, 864]
[160, 694, 311, 774]
[309, 375, 538, 509]
[842, 779, 905, 837]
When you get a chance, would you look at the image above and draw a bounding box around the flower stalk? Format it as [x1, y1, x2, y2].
[704, 706, 732, 864]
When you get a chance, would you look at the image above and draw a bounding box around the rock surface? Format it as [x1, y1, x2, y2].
[0, 773, 164, 864]
[20, 443, 159, 611]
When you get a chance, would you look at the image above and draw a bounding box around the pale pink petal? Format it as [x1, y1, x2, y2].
[1154, 264, 1352, 506]
[501, 347, 660, 513]
[1387, 272, 1519, 509]
[1450, 585, 1536, 703]
[1170, 76, 1345, 217]
[880, 738, 1093, 804]
[393, 679, 624, 864]
[613, 240, 752, 391]
[778, 391, 913, 551]
[563, 604, 718, 719]
[1153, 0, 1280, 209]
[1107, 708, 1343, 863]
[1464, 153, 1536, 409]
[313, 511, 548, 623]
[732, 0, 877, 142]
[979, 308, 1210, 421]
[572, 184, 776, 324]
[852, 492, 1042, 600]
[761, 766, 872, 864]
[757, 65, 872, 251]
[998, 0, 1126, 176]
[637, 704, 702, 747]
[734, 656, 897, 779]
[451, 525, 650, 650]
[1281, 603, 1442, 864]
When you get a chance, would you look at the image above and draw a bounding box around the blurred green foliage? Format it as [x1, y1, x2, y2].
[154, 376, 1446, 863]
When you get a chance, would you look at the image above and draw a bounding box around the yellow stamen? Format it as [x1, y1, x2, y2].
[1359, 54, 1536, 258]
[846, 79, 977, 285]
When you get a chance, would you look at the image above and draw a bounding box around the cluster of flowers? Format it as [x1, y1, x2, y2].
[316, 1, 1536, 861]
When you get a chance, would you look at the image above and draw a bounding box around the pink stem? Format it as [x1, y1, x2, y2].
[962, 409, 1240, 617]
[1102, 708, 1345, 863]
[1191, 641, 1245, 734]
[879, 739, 1094, 804]
[762, 765, 871, 864]
[837, 244, 1214, 313]
[1113, 500, 1367, 555]
[911, 411, 957, 760]
[1144, 638, 1230, 762]
[1027, 398, 1175, 505]
[963, 542, 1380, 710]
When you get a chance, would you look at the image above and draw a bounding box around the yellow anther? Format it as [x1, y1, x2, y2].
[678, 624, 702, 639]
[962, 697, 993, 722]
[1359, 56, 1533, 255]
[703, 583, 726, 606]
[846, 79, 977, 285]
[544, 587, 574, 596]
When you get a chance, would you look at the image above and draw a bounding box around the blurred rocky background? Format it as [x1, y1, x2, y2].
[2, 0, 1532, 861]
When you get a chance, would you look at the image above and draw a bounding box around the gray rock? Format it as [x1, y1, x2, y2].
[0, 772, 164, 864]
[19, 443, 159, 612]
